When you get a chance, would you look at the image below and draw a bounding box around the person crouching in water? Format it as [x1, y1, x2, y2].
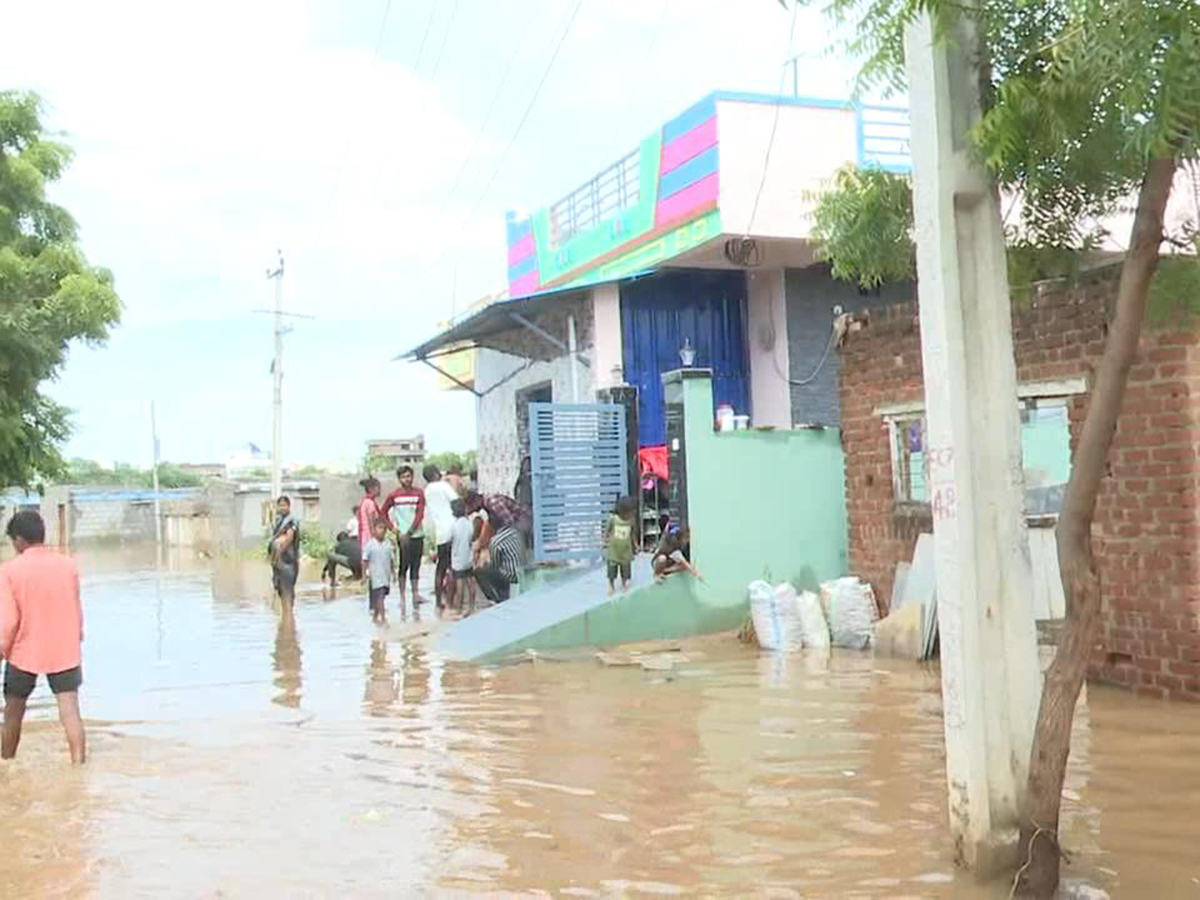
[604, 496, 638, 595]
[447, 499, 477, 615]
[363, 518, 394, 625]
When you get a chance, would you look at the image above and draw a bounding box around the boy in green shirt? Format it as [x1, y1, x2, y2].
[603, 496, 638, 595]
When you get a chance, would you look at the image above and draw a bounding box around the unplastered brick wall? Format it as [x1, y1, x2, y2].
[840, 268, 1200, 701]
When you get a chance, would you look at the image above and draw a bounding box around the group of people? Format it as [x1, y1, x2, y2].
[320, 462, 532, 625]
[267, 456, 699, 623]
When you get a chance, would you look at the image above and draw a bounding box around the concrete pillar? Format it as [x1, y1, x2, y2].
[746, 269, 792, 428]
[905, 10, 1040, 873]
[591, 284, 623, 387]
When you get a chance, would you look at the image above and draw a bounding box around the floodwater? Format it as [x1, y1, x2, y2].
[1, 548, 1198, 899]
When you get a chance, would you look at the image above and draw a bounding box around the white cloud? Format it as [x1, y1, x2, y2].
[5, 0, 869, 465]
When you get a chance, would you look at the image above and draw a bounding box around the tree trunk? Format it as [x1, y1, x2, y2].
[1015, 156, 1178, 898]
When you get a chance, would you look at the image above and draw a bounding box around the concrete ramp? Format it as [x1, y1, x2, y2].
[437, 557, 744, 662]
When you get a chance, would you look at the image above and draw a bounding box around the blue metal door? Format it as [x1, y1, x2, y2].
[529, 402, 629, 563]
[620, 270, 749, 446]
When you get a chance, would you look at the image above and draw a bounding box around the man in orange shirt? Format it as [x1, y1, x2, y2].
[0, 510, 86, 764]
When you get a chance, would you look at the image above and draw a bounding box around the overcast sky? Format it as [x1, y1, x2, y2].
[2, 0, 857, 470]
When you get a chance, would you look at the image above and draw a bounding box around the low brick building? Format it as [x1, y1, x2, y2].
[840, 267, 1200, 700]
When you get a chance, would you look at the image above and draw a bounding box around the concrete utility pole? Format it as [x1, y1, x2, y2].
[904, 9, 1040, 875]
[151, 400, 162, 567]
[267, 251, 285, 501]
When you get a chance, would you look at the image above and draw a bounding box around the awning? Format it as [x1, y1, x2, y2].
[402, 283, 592, 363]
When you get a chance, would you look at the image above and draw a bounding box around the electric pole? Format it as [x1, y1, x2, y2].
[151, 400, 162, 566]
[267, 251, 285, 501]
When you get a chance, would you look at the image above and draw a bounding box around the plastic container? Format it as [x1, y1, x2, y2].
[716, 404, 735, 432]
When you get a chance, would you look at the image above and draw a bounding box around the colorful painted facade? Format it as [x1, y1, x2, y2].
[506, 93, 724, 299]
[504, 92, 911, 299]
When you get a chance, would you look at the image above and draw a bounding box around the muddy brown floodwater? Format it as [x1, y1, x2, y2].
[0, 548, 1198, 898]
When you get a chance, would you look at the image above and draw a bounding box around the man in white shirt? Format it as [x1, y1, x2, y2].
[345, 506, 360, 540]
[423, 465, 459, 611]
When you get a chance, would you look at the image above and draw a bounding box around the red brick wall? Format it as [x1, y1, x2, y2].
[840, 270, 1200, 700]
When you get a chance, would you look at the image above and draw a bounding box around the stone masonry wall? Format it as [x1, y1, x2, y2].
[840, 269, 1200, 700]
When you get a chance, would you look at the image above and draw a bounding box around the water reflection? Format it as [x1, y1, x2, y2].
[272, 609, 302, 708]
[363, 640, 398, 714]
[0, 552, 1198, 898]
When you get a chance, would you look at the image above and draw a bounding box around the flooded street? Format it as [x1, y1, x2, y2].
[1, 551, 1198, 898]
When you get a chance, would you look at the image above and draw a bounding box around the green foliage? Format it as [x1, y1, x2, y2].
[811, 0, 1200, 250]
[1148, 251, 1200, 327]
[289, 464, 328, 479]
[808, 165, 1090, 301]
[811, 166, 915, 289]
[425, 450, 478, 476]
[1, 91, 122, 487]
[55, 458, 203, 489]
[361, 452, 392, 476]
[299, 528, 334, 563]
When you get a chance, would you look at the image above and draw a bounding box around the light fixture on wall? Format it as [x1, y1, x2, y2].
[679, 338, 696, 367]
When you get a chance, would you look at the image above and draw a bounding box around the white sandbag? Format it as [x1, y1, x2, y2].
[797, 590, 831, 649]
[820, 577, 879, 650]
[748, 580, 804, 652]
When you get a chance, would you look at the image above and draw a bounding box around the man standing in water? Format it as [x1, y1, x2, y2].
[423, 465, 458, 611]
[0, 511, 86, 764]
[381, 465, 425, 607]
[269, 495, 300, 609]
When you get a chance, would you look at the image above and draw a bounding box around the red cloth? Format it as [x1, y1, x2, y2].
[638, 445, 669, 482]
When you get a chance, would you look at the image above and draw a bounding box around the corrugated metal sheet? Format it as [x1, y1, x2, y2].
[620, 270, 750, 446]
[530, 402, 629, 563]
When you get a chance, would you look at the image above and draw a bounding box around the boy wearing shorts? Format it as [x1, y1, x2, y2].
[448, 500, 477, 615]
[363, 519, 394, 624]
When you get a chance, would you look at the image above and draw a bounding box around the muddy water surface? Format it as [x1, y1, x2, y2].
[1, 551, 1198, 898]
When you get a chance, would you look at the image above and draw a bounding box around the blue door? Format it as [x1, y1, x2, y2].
[620, 270, 750, 446]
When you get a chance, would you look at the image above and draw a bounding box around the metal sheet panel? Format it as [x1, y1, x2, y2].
[620, 270, 750, 446]
[530, 402, 629, 563]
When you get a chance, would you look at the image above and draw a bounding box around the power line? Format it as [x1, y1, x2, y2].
[425, 0, 459, 83]
[375, 0, 461, 204]
[746, 0, 800, 238]
[431, 9, 531, 228]
[315, 0, 396, 242]
[463, 0, 588, 226]
[409, 0, 439, 77]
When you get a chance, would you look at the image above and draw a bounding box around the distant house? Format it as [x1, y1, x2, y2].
[178, 462, 227, 480]
[367, 436, 426, 471]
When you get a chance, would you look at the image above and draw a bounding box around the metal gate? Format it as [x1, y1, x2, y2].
[529, 402, 629, 563]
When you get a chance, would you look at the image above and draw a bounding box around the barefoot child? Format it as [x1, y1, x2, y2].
[604, 496, 638, 595]
[448, 500, 477, 615]
[363, 519, 394, 624]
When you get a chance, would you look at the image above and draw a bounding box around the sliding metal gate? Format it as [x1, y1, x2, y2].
[529, 402, 629, 563]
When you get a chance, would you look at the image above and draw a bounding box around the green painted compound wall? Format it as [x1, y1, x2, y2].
[675, 372, 849, 596]
[469, 373, 849, 661]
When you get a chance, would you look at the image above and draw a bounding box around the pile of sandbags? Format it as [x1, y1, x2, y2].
[747, 581, 831, 651]
[819, 577, 879, 650]
[747, 577, 879, 651]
